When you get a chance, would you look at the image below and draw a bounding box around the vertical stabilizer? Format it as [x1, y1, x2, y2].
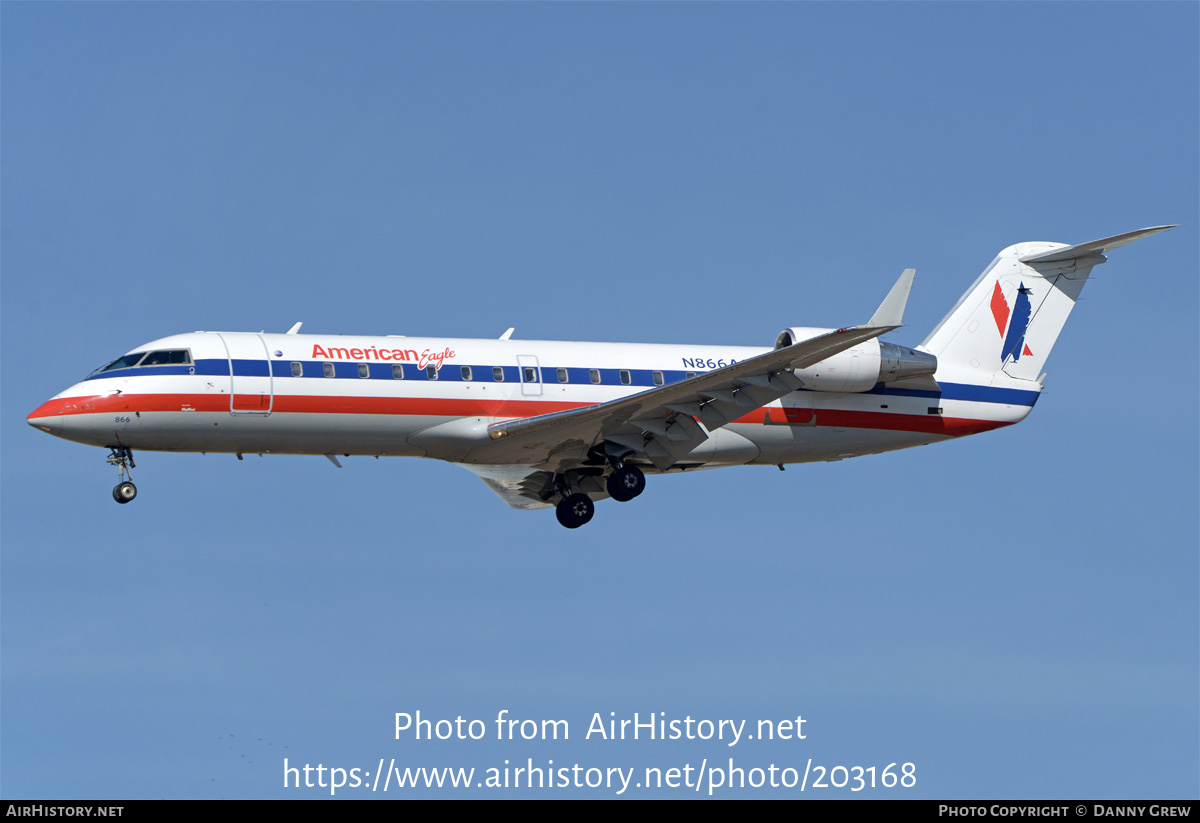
[921, 226, 1174, 385]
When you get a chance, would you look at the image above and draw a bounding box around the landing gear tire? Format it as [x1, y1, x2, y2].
[112, 481, 137, 504]
[107, 447, 137, 504]
[556, 493, 594, 529]
[607, 465, 645, 502]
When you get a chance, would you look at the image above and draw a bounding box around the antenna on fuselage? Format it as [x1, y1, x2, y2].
[286, 322, 303, 335]
[499, 328, 515, 340]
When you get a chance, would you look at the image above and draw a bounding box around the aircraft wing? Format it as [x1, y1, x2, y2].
[484, 322, 898, 472]
[455, 463, 557, 510]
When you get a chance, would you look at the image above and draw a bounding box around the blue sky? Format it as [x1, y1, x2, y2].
[3, 2, 1196, 799]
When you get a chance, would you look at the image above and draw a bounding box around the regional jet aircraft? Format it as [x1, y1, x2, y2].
[28, 227, 1174, 527]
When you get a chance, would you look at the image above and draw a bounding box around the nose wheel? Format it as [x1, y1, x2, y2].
[106, 447, 137, 504]
[113, 481, 137, 504]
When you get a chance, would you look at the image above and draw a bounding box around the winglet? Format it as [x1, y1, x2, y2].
[866, 268, 916, 328]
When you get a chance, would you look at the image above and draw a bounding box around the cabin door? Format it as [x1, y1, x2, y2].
[217, 333, 275, 415]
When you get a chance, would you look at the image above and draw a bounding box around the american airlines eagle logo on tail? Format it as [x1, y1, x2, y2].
[990, 281, 1033, 363]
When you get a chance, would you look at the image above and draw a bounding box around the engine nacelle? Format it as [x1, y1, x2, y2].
[773, 327, 938, 392]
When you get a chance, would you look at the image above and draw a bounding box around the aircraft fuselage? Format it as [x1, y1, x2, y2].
[28, 330, 1030, 469]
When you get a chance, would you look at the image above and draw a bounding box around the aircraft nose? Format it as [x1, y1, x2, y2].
[27, 399, 64, 436]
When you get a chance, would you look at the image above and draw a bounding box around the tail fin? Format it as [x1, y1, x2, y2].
[921, 226, 1175, 384]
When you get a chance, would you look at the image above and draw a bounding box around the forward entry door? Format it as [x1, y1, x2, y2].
[217, 333, 274, 414]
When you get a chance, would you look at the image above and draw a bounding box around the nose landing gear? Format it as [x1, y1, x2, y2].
[106, 447, 137, 504]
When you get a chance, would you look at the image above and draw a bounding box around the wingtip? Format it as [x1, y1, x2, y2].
[865, 268, 916, 328]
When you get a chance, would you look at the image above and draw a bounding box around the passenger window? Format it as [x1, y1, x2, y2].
[620, 370, 631, 385]
[523, 367, 538, 383]
[323, 363, 335, 378]
[557, 368, 568, 384]
[686, 371, 697, 379]
[492, 367, 504, 382]
[392, 364, 405, 379]
[653, 371, 664, 386]
[461, 366, 472, 381]
[426, 365, 438, 380]
[358, 364, 370, 378]
[589, 369, 600, 384]
[291, 362, 303, 377]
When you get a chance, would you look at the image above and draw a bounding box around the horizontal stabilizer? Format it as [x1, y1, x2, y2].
[866, 269, 916, 327]
[1018, 225, 1177, 264]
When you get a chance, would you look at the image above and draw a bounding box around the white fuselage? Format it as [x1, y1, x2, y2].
[28, 330, 1037, 472]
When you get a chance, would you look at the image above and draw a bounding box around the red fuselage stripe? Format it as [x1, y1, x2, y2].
[29, 393, 1013, 438]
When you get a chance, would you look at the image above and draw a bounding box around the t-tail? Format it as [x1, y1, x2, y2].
[920, 226, 1176, 387]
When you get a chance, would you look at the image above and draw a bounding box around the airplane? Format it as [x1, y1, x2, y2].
[27, 226, 1174, 528]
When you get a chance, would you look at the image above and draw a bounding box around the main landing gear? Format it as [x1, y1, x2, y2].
[107, 446, 137, 504]
[553, 461, 647, 529]
[553, 471, 596, 529]
[556, 493, 595, 529]
[606, 464, 645, 503]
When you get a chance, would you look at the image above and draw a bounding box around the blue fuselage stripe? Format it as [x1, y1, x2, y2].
[87, 359, 1040, 407]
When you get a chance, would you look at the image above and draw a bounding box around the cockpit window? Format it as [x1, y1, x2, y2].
[95, 348, 193, 376]
[140, 350, 192, 366]
[98, 353, 148, 372]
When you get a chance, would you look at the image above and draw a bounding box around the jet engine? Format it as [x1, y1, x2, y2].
[773, 327, 938, 392]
